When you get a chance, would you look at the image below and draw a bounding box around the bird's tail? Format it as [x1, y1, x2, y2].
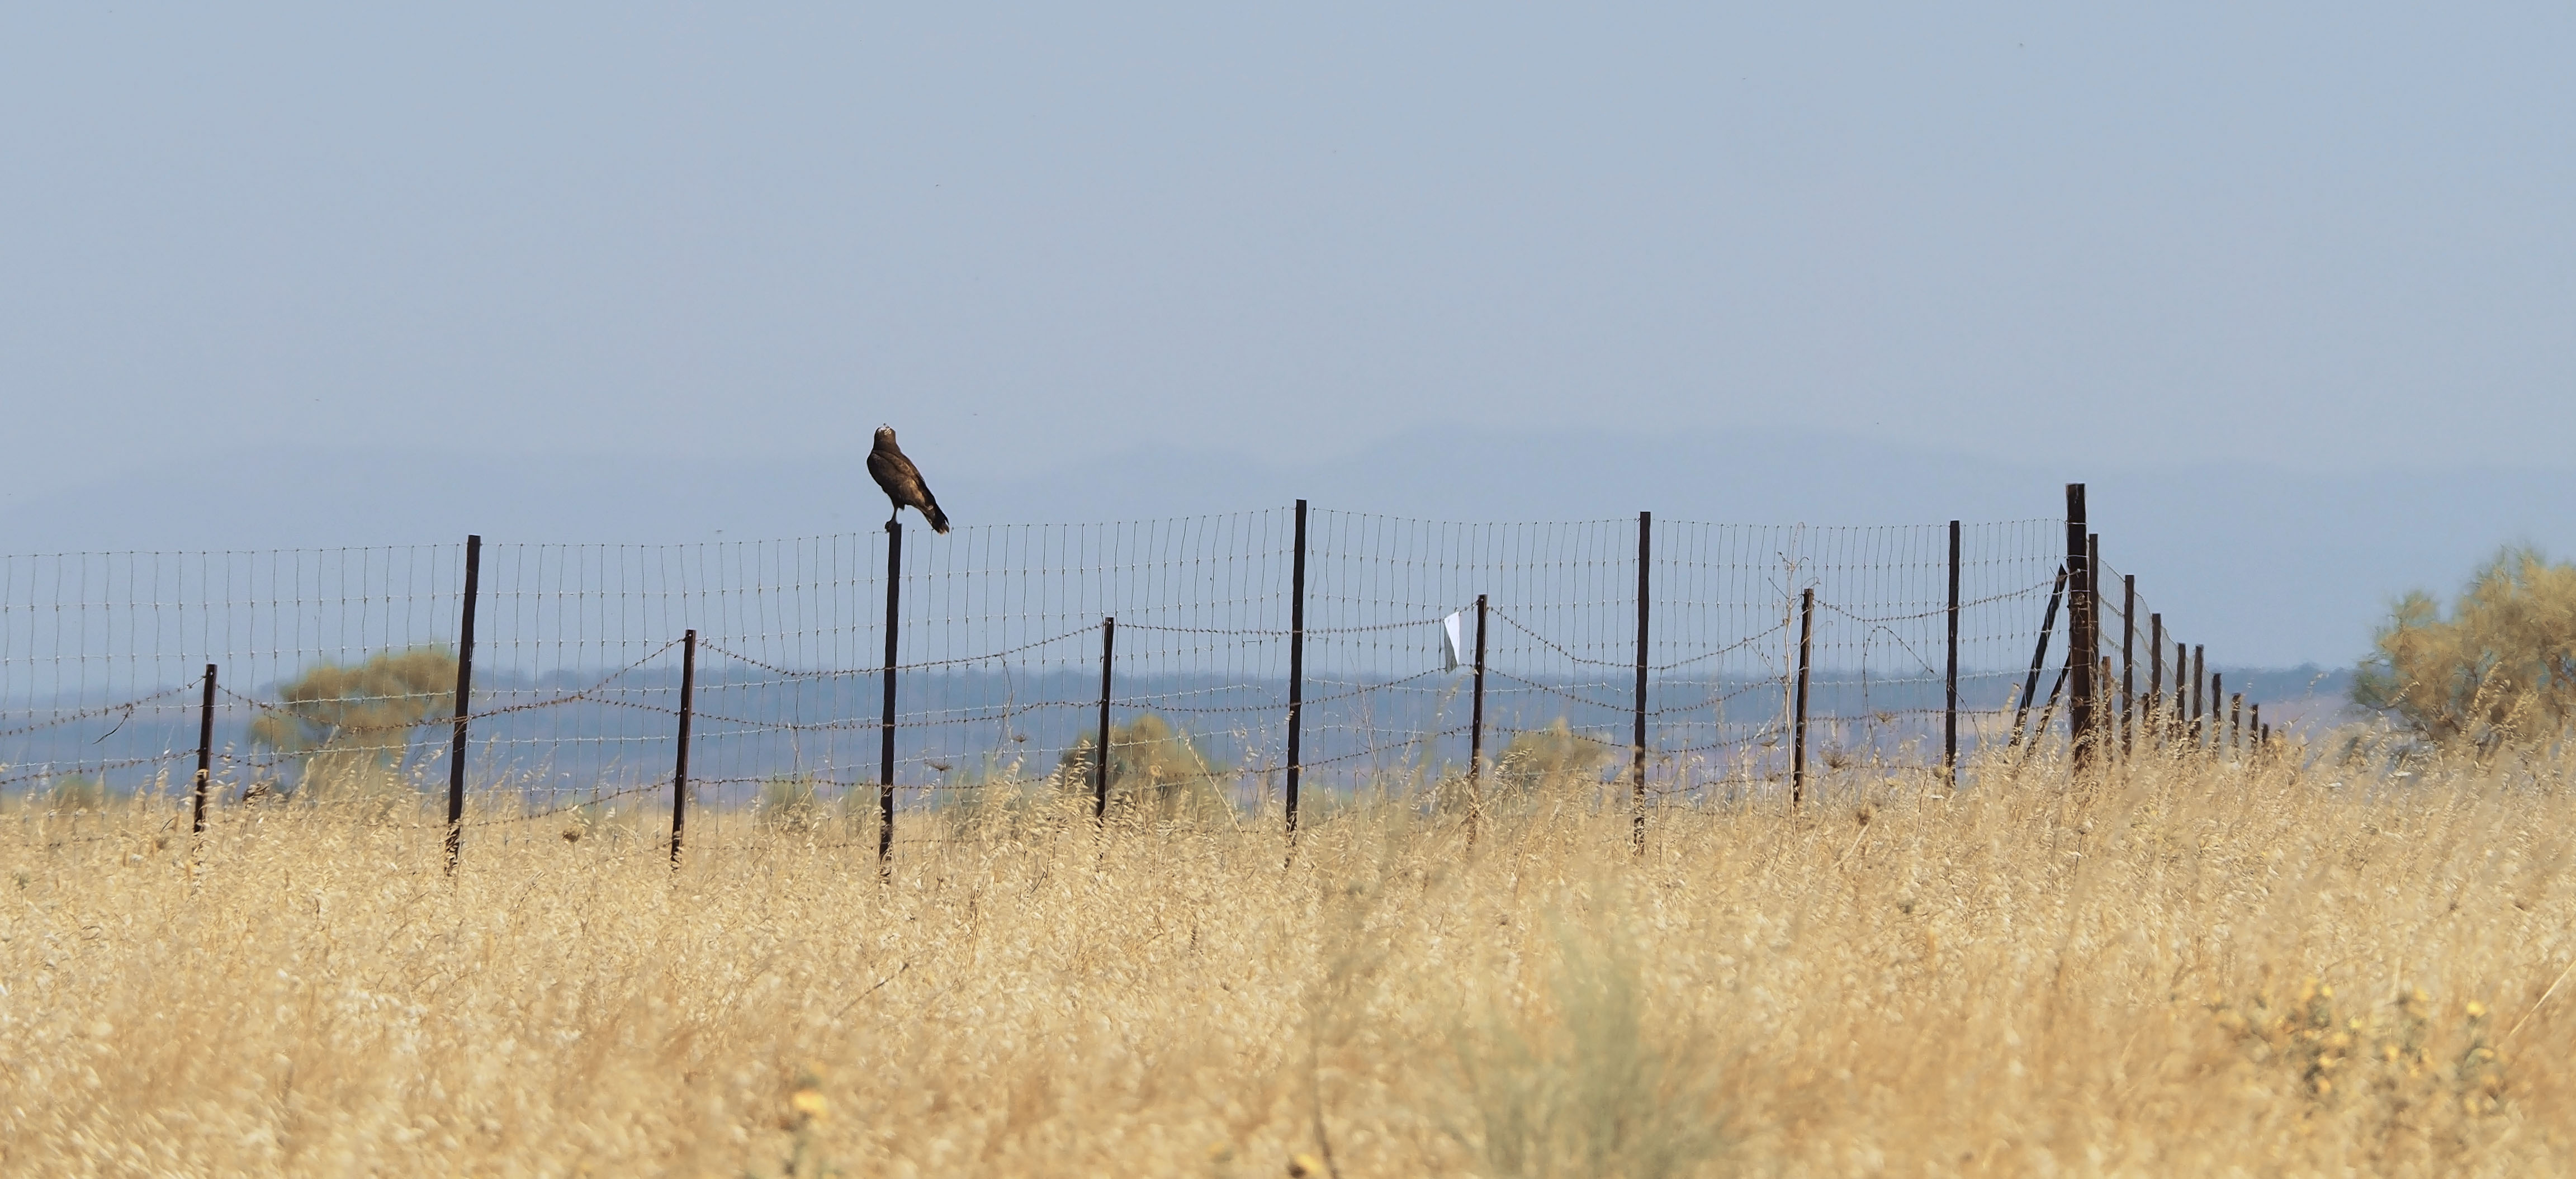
[926, 499, 951, 534]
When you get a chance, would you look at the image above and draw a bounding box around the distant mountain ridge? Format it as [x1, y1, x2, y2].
[3, 427, 2569, 667]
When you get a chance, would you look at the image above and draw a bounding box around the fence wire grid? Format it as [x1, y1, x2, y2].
[3, 506, 2224, 854]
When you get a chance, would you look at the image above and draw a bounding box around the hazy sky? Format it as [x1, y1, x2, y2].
[9, 4, 2571, 480]
[4, 5, 2573, 669]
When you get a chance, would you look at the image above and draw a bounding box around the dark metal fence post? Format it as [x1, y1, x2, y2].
[1632, 510, 1651, 853]
[2100, 659, 2114, 751]
[2087, 536, 2103, 747]
[2120, 574, 2136, 760]
[1285, 500, 1308, 843]
[2230, 691, 2244, 753]
[2066, 486, 2095, 770]
[2010, 566, 2067, 748]
[670, 629, 695, 870]
[191, 664, 216, 835]
[2251, 703, 2263, 756]
[1468, 593, 1488, 849]
[2175, 640, 2188, 737]
[1792, 587, 1813, 809]
[1944, 520, 1961, 785]
[445, 534, 481, 874]
[2211, 672, 2223, 754]
[2191, 647, 2206, 750]
[879, 520, 903, 876]
[2147, 614, 2165, 750]
[1093, 617, 1116, 823]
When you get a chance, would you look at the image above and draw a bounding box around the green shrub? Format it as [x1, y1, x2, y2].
[757, 775, 827, 833]
[1452, 918, 1723, 1178]
[44, 774, 107, 813]
[1055, 713, 1231, 822]
[248, 647, 457, 801]
[1492, 719, 1614, 796]
[2355, 547, 2576, 750]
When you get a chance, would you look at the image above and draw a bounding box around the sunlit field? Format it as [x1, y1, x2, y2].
[4, 741, 2573, 1176]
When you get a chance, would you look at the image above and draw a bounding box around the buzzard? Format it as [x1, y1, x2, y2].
[866, 425, 950, 533]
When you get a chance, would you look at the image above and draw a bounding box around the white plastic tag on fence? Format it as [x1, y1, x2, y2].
[1442, 610, 1466, 672]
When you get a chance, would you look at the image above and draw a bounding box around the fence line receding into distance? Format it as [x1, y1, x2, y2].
[1, 486, 2267, 865]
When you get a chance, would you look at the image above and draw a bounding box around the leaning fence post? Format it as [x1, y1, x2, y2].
[1468, 593, 1488, 850]
[2030, 657, 2071, 745]
[191, 664, 217, 835]
[879, 520, 903, 877]
[1285, 499, 1308, 844]
[1944, 520, 1961, 785]
[1093, 617, 1116, 823]
[2009, 566, 2067, 747]
[445, 534, 481, 874]
[1792, 587, 1813, 809]
[670, 629, 695, 869]
[1631, 510, 1651, 853]
[2066, 487, 2095, 770]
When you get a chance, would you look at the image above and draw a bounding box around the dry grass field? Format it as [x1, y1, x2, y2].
[4, 742, 2574, 1176]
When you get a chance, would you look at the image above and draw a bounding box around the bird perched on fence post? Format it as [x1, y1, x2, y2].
[866, 425, 950, 533]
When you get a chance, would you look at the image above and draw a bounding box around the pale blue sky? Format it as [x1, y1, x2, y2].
[4, 4, 2572, 664]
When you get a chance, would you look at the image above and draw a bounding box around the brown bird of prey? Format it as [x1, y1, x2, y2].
[866, 425, 950, 533]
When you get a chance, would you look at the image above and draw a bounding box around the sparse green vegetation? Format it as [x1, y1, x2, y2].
[42, 773, 106, 813]
[1054, 713, 1232, 821]
[1492, 718, 1615, 796]
[2355, 547, 2576, 751]
[247, 647, 457, 801]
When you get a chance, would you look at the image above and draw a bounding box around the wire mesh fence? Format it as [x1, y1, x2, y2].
[0, 499, 2244, 860]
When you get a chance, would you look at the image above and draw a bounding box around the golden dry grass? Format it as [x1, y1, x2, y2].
[4, 743, 2574, 1176]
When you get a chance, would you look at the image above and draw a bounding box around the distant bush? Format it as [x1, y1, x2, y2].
[1055, 713, 1230, 822]
[248, 647, 457, 801]
[1492, 719, 1614, 795]
[2354, 547, 2576, 751]
[757, 774, 827, 834]
[44, 774, 107, 813]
